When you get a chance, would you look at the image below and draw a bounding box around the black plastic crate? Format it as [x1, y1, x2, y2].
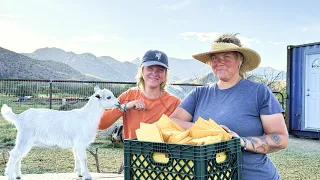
[124, 138, 242, 180]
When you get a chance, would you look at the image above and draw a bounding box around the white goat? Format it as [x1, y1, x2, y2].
[1, 86, 120, 180]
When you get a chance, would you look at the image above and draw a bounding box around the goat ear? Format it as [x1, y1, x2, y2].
[94, 85, 100, 92]
[95, 94, 101, 99]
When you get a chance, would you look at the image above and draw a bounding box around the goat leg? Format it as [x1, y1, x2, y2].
[75, 146, 92, 180]
[73, 148, 82, 177]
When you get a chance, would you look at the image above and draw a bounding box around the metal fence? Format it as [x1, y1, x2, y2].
[0, 79, 285, 113]
[0, 79, 201, 113]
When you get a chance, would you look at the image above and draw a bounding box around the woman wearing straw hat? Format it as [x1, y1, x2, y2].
[170, 34, 288, 180]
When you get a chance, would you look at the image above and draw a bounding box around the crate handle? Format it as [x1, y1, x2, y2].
[216, 152, 228, 163]
[151, 152, 169, 164]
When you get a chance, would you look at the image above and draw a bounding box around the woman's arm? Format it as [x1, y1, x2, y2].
[98, 99, 146, 130]
[241, 113, 289, 154]
[169, 107, 194, 130]
[98, 91, 130, 130]
[98, 108, 123, 130]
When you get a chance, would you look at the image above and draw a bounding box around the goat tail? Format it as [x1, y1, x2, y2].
[1, 104, 18, 125]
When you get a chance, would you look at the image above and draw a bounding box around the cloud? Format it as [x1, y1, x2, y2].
[218, 5, 225, 13]
[268, 41, 286, 45]
[196, 32, 222, 42]
[300, 24, 320, 32]
[0, 20, 61, 53]
[179, 32, 198, 36]
[0, 14, 22, 20]
[69, 34, 125, 44]
[0, 19, 126, 56]
[179, 32, 221, 41]
[70, 34, 106, 43]
[179, 32, 261, 46]
[161, 0, 191, 10]
[239, 37, 261, 46]
[168, 18, 191, 25]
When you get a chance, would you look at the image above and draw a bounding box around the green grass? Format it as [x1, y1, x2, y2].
[0, 117, 124, 176]
[0, 118, 16, 146]
[0, 146, 124, 175]
[270, 137, 320, 180]
[1, 116, 319, 179]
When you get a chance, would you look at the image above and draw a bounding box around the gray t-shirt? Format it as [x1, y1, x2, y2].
[180, 78, 283, 180]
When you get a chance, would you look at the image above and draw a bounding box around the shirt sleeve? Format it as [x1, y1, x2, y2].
[179, 87, 198, 116]
[97, 91, 128, 130]
[257, 83, 284, 115]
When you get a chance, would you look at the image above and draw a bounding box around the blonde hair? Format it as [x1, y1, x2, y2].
[136, 65, 168, 91]
[237, 52, 247, 78]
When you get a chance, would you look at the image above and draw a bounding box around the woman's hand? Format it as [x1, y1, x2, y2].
[220, 125, 239, 137]
[219, 125, 245, 147]
[125, 100, 145, 111]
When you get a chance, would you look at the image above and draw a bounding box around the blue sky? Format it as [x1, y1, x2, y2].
[1, 0, 320, 71]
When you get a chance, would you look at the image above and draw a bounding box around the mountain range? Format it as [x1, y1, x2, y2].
[1, 46, 286, 83]
[22, 47, 212, 82]
[0, 47, 94, 80]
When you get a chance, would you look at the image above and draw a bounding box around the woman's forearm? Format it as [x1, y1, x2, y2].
[242, 133, 288, 154]
[98, 108, 122, 130]
[171, 117, 193, 130]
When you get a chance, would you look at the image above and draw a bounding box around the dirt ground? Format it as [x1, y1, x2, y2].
[0, 172, 123, 180]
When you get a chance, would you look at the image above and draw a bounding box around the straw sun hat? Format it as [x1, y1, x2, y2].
[192, 41, 261, 72]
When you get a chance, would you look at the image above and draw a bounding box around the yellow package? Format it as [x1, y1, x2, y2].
[167, 129, 190, 143]
[136, 123, 164, 142]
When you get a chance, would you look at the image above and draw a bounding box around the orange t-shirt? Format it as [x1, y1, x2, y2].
[98, 88, 181, 139]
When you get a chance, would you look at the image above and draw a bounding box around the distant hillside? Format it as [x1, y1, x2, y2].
[249, 67, 286, 80]
[24, 48, 138, 82]
[0, 47, 96, 80]
[22, 47, 286, 83]
[25, 48, 213, 82]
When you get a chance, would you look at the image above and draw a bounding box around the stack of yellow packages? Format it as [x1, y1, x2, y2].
[135, 114, 232, 163]
[136, 114, 232, 145]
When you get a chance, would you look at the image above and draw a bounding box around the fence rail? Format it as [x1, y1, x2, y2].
[0, 79, 285, 113]
[0, 79, 202, 113]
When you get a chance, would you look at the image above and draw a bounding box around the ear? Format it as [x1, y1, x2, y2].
[95, 94, 101, 99]
[94, 85, 100, 92]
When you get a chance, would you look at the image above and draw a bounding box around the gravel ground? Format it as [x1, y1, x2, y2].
[0, 173, 123, 180]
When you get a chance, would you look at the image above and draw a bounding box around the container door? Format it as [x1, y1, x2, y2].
[305, 54, 320, 129]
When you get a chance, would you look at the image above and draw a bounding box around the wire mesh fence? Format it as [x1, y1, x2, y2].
[0, 79, 201, 114]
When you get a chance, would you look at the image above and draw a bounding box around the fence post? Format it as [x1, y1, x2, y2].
[49, 80, 53, 109]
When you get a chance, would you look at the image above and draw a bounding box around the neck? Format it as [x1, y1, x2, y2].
[217, 75, 242, 90]
[143, 87, 163, 99]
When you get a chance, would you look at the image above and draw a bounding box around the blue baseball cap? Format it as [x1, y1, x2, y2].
[141, 50, 169, 69]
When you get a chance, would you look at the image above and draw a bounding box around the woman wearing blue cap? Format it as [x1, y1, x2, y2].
[98, 50, 181, 139]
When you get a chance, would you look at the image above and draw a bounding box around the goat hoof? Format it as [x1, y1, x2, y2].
[16, 177, 21, 179]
